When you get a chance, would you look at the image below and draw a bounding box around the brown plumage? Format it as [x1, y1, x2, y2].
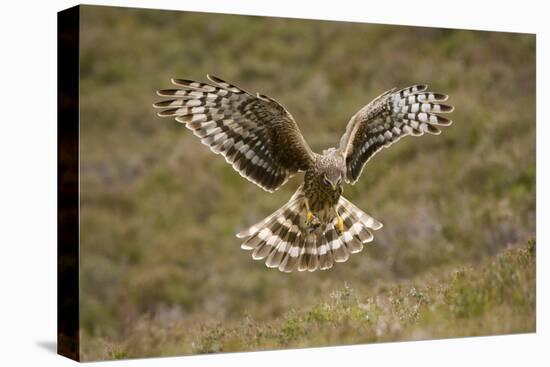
[154, 76, 454, 272]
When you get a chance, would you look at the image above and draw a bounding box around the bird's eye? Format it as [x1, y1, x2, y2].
[323, 175, 331, 186]
[337, 177, 342, 185]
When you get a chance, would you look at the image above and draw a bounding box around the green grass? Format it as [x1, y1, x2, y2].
[77, 5, 536, 360]
[84, 241, 535, 360]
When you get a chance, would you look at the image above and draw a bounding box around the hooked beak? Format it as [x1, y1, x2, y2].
[331, 181, 337, 190]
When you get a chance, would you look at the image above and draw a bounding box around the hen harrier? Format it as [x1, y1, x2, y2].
[154, 75, 453, 272]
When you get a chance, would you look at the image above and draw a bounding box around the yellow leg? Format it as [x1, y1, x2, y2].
[305, 200, 314, 225]
[304, 200, 321, 229]
[334, 207, 344, 234]
[306, 211, 315, 224]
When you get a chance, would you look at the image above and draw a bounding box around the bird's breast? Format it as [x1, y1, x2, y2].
[304, 178, 342, 212]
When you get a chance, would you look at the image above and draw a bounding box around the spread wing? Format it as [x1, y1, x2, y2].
[339, 85, 454, 184]
[154, 75, 315, 192]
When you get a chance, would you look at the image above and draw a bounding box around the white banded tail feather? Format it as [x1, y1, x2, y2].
[238, 186, 383, 272]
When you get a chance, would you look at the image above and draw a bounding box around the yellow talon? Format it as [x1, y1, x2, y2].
[306, 210, 315, 224]
[304, 200, 321, 230]
[335, 212, 344, 234]
[305, 209, 321, 230]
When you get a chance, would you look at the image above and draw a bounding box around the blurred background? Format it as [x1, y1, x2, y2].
[78, 5, 535, 360]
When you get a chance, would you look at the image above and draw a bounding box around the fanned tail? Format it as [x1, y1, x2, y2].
[237, 187, 383, 272]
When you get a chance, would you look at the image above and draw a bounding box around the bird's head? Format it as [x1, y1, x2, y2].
[321, 168, 343, 191]
[318, 148, 345, 191]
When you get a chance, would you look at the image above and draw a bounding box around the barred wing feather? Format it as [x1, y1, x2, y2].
[154, 75, 315, 192]
[339, 85, 454, 184]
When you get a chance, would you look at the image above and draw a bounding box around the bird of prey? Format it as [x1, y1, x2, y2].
[154, 75, 454, 272]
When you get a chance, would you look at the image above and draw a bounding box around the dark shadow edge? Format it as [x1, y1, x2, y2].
[58, 4, 80, 362]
